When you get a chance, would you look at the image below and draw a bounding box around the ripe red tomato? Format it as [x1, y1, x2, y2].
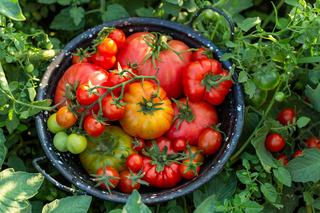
[179, 159, 200, 180]
[54, 63, 108, 107]
[117, 32, 192, 98]
[76, 84, 99, 106]
[95, 166, 120, 190]
[292, 150, 303, 158]
[166, 99, 218, 145]
[89, 52, 116, 70]
[118, 170, 140, 194]
[185, 146, 204, 163]
[198, 128, 222, 155]
[101, 95, 125, 120]
[305, 137, 319, 148]
[83, 115, 105, 137]
[172, 139, 187, 152]
[56, 106, 77, 128]
[265, 133, 286, 152]
[277, 108, 296, 125]
[155, 137, 175, 155]
[132, 138, 145, 153]
[72, 55, 88, 64]
[126, 154, 143, 172]
[105, 67, 132, 95]
[192, 47, 210, 61]
[276, 153, 288, 166]
[183, 59, 233, 105]
[108, 29, 126, 49]
[97, 37, 117, 56]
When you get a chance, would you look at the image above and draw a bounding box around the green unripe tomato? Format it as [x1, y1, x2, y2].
[249, 88, 268, 107]
[254, 69, 280, 91]
[45, 42, 53, 50]
[47, 113, 65, 133]
[53, 132, 68, 152]
[67, 133, 87, 154]
[275, 92, 285, 102]
[25, 63, 34, 73]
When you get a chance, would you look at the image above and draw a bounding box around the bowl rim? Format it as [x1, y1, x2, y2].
[35, 17, 244, 204]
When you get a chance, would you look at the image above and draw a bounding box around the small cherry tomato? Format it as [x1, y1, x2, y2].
[126, 154, 143, 172]
[185, 146, 204, 163]
[275, 92, 285, 102]
[155, 137, 175, 155]
[132, 138, 145, 152]
[66, 133, 87, 154]
[265, 133, 286, 152]
[108, 29, 126, 49]
[179, 159, 200, 180]
[56, 106, 77, 128]
[292, 150, 303, 158]
[96, 166, 120, 190]
[305, 137, 319, 148]
[118, 170, 140, 194]
[101, 95, 125, 121]
[53, 132, 68, 152]
[277, 108, 296, 125]
[83, 115, 105, 137]
[76, 84, 99, 106]
[172, 139, 187, 152]
[47, 113, 65, 133]
[276, 153, 288, 166]
[97, 37, 117, 56]
[198, 128, 222, 155]
[89, 52, 116, 70]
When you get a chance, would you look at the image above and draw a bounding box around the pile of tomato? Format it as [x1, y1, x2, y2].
[46, 28, 233, 193]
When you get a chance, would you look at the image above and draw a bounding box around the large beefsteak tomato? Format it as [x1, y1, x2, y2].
[166, 98, 218, 145]
[117, 32, 192, 98]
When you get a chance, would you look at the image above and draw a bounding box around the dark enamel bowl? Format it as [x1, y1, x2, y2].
[34, 17, 244, 204]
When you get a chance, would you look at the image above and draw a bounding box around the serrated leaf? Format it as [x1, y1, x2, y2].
[288, 149, 320, 182]
[260, 183, 278, 203]
[273, 167, 291, 187]
[238, 71, 248, 83]
[241, 200, 263, 213]
[0, 168, 44, 212]
[50, 8, 85, 30]
[296, 116, 311, 128]
[239, 17, 261, 32]
[0, 0, 26, 21]
[70, 7, 85, 26]
[0, 129, 6, 169]
[102, 4, 129, 22]
[244, 79, 256, 98]
[42, 195, 92, 213]
[123, 190, 151, 213]
[305, 84, 320, 112]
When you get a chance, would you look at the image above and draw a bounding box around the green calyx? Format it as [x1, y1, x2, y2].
[138, 95, 163, 114]
[173, 98, 194, 129]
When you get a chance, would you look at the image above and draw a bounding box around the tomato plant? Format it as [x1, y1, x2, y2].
[277, 108, 296, 125]
[95, 166, 120, 191]
[101, 95, 125, 120]
[265, 133, 286, 153]
[83, 115, 105, 137]
[56, 106, 77, 128]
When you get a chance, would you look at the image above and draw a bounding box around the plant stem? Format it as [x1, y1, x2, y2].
[261, 0, 285, 28]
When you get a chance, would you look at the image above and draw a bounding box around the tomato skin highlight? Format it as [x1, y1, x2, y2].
[108, 29, 126, 49]
[198, 128, 222, 155]
[83, 115, 105, 137]
[172, 139, 187, 152]
[56, 106, 77, 128]
[76, 84, 99, 106]
[101, 95, 125, 121]
[118, 170, 140, 194]
[126, 154, 143, 173]
[96, 166, 120, 190]
[265, 133, 286, 152]
[98, 37, 118, 56]
[277, 108, 296, 125]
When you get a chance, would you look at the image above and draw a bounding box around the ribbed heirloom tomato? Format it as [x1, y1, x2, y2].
[120, 81, 174, 139]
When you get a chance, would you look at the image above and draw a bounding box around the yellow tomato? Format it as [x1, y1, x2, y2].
[120, 81, 174, 139]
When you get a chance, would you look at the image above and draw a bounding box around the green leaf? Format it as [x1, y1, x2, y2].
[123, 190, 151, 213]
[7, 155, 26, 171]
[242, 200, 263, 213]
[27, 87, 36, 102]
[57, 0, 71, 5]
[135, 7, 154, 17]
[166, 0, 183, 6]
[238, 71, 248, 83]
[260, 183, 278, 203]
[109, 210, 122, 213]
[102, 4, 129, 22]
[0, 129, 6, 169]
[296, 116, 311, 128]
[239, 17, 261, 32]
[0, 63, 10, 94]
[19, 99, 52, 119]
[0, 168, 44, 212]
[70, 7, 85, 26]
[50, 7, 85, 30]
[42, 195, 92, 213]
[285, 0, 299, 6]
[288, 149, 320, 183]
[273, 167, 292, 187]
[194, 194, 219, 213]
[38, 0, 57, 4]
[244, 79, 256, 98]
[0, 0, 26, 21]
[313, 198, 320, 210]
[303, 191, 313, 206]
[305, 84, 320, 112]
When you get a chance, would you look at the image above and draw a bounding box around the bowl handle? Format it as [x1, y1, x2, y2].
[188, 6, 235, 41]
[32, 156, 85, 195]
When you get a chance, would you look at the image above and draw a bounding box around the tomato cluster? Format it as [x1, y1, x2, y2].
[47, 28, 233, 193]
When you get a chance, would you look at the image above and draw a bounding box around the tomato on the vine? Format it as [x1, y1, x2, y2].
[179, 159, 200, 180]
[154, 137, 175, 155]
[47, 113, 65, 133]
[249, 88, 267, 107]
[97, 37, 117, 56]
[83, 115, 105, 137]
[277, 108, 296, 125]
[292, 150, 303, 158]
[265, 133, 285, 152]
[132, 138, 145, 153]
[118, 170, 141, 194]
[53, 131, 68, 152]
[76, 84, 99, 106]
[95, 166, 120, 190]
[126, 154, 143, 173]
[172, 139, 187, 152]
[108, 29, 126, 49]
[56, 106, 77, 128]
[306, 137, 319, 148]
[89, 52, 116, 70]
[101, 95, 125, 121]
[185, 146, 204, 163]
[66, 133, 87, 154]
[198, 128, 222, 155]
[276, 153, 288, 166]
[253, 69, 280, 91]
